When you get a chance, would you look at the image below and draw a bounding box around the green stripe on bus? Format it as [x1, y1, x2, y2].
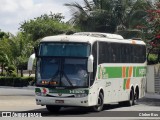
[98, 67, 101, 79]
[133, 66, 146, 77]
[98, 66, 146, 79]
[105, 67, 122, 78]
[126, 67, 129, 77]
[123, 79, 127, 90]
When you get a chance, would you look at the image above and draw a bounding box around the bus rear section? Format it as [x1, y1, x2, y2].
[94, 40, 146, 106]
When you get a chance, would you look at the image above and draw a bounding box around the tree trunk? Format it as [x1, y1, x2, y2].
[1, 63, 4, 75]
[17, 67, 18, 77]
[21, 68, 23, 77]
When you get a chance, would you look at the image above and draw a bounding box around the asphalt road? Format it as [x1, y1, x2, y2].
[0, 87, 160, 119]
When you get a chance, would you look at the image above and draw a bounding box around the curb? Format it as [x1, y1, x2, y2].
[0, 86, 35, 90]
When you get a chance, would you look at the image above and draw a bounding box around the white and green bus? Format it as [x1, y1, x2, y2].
[29, 32, 146, 112]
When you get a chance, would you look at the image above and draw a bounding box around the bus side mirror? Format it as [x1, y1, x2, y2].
[27, 53, 35, 71]
[87, 55, 93, 72]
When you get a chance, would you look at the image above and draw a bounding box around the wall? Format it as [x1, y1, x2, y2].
[147, 65, 155, 93]
[147, 64, 160, 94]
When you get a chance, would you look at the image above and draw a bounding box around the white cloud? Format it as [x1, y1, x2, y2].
[0, 0, 84, 35]
[0, 0, 18, 13]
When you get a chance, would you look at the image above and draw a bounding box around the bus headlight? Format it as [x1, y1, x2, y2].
[75, 93, 88, 98]
[35, 92, 42, 96]
[35, 92, 46, 96]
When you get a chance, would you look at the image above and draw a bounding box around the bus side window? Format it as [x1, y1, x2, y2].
[111, 46, 116, 63]
[121, 44, 125, 63]
[111, 43, 121, 63]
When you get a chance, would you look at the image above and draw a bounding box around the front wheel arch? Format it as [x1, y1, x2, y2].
[91, 90, 104, 112]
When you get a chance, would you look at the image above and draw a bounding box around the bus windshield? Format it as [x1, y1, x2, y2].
[39, 42, 90, 57]
[37, 42, 90, 87]
[37, 58, 88, 87]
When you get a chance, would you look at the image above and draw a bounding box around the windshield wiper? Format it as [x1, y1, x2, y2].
[63, 72, 73, 86]
[49, 70, 73, 87]
[50, 70, 60, 82]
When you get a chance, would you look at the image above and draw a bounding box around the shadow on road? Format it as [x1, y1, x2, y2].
[23, 104, 127, 117]
[21, 98, 160, 117]
[25, 107, 93, 116]
[138, 98, 160, 106]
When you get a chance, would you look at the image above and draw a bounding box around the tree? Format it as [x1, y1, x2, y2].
[0, 30, 9, 40]
[0, 52, 9, 75]
[0, 32, 34, 77]
[144, 2, 160, 64]
[10, 33, 34, 77]
[0, 35, 12, 75]
[19, 12, 76, 41]
[65, 0, 116, 32]
[65, 0, 153, 33]
[0, 13, 76, 77]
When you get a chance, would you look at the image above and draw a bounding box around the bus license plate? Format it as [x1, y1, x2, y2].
[55, 100, 64, 103]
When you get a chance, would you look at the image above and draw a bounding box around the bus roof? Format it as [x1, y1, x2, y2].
[40, 32, 146, 45]
[73, 32, 124, 39]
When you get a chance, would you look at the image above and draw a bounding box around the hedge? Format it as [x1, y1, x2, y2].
[0, 77, 35, 87]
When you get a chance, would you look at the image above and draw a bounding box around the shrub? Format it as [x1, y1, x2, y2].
[148, 54, 158, 64]
[0, 77, 35, 87]
[0, 72, 6, 76]
[8, 65, 15, 71]
[5, 65, 17, 77]
[10, 71, 17, 77]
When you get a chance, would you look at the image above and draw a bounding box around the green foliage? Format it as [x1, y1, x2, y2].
[116, 29, 142, 39]
[0, 52, 9, 65]
[0, 77, 35, 87]
[145, 2, 160, 39]
[0, 72, 6, 76]
[148, 54, 158, 64]
[7, 65, 15, 71]
[0, 30, 9, 40]
[19, 13, 76, 41]
[0, 13, 77, 77]
[5, 65, 15, 76]
[0, 32, 34, 77]
[65, 0, 153, 33]
[144, 2, 160, 64]
[5, 65, 16, 77]
[65, 0, 116, 32]
[11, 71, 17, 77]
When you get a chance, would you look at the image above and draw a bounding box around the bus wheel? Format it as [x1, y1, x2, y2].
[46, 105, 61, 113]
[127, 89, 134, 106]
[134, 88, 139, 105]
[92, 92, 104, 112]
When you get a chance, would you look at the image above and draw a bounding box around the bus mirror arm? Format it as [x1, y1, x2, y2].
[34, 47, 39, 58]
[27, 53, 35, 71]
[87, 55, 94, 72]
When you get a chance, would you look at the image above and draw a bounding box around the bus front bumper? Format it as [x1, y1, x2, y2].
[35, 96, 90, 107]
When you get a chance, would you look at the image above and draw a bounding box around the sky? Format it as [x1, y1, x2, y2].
[0, 0, 84, 35]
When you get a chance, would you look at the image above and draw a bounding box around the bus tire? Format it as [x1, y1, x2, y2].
[92, 92, 104, 112]
[46, 105, 61, 113]
[134, 88, 139, 105]
[126, 89, 134, 106]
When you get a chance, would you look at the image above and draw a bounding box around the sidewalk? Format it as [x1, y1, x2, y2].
[145, 93, 160, 99]
[0, 86, 35, 96]
[0, 85, 35, 90]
